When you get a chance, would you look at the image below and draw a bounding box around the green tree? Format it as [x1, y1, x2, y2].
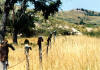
[0, 0, 17, 43]
[12, 10, 35, 43]
[0, 0, 61, 44]
[12, 0, 61, 44]
[79, 19, 85, 25]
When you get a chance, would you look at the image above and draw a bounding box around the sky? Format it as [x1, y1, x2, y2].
[28, 0, 100, 12]
[61, 0, 100, 12]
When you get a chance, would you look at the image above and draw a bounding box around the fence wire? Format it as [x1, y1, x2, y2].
[8, 46, 47, 69]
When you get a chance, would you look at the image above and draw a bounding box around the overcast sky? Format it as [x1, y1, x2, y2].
[61, 0, 100, 12]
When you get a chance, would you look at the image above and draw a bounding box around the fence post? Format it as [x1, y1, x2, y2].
[46, 33, 52, 55]
[37, 36, 43, 70]
[25, 44, 32, 70]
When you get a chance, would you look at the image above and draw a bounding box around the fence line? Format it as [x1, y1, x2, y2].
[8, 46, 47, 69]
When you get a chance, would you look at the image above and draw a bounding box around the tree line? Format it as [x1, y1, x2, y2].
[76, 8, 100, 16]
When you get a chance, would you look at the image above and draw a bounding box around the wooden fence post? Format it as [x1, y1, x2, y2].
[37, 36, 43, 70]
[26, 53, 29, 70]
[46, 33, 52, 55]
[25, 44, 32, 70]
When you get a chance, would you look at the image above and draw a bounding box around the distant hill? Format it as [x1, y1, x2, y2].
[75, 8, 100, 16]
[56, 9, 100, 27]
[53, 9, 100, 37]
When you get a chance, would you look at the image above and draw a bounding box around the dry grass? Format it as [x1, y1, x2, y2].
[8, 35, 100, 70]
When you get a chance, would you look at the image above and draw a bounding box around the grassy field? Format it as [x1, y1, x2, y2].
[7, 35, 100, 70]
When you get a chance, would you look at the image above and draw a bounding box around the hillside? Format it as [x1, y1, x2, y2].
[51, 9, 100, 37]
[56, 9, 100, 26]
[38, 9, 100, 36]
[0, 8, 100, 37]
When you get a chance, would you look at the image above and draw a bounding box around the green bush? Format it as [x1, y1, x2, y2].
[33, 28, 72, 36]
[35, 28, 50, 36]
[55, 28, 72, 35]
[84, 31, 100, 37]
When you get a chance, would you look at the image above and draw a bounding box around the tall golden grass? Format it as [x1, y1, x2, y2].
[8, 35, 100, 70]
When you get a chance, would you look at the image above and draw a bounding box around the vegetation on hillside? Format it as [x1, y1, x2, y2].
[76, 8, 100, 16]
[0, 7, 100, 38]
[55, 9, 100, 37]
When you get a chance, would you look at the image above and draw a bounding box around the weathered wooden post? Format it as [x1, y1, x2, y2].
[37, 36, 43, 70]
[46, 33, 52, 54]
[24, 40, 32, 70]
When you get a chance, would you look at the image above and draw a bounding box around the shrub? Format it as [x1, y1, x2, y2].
[84, 31, 100, 37]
